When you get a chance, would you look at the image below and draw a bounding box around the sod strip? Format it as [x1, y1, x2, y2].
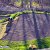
[0, 10, 50, 23]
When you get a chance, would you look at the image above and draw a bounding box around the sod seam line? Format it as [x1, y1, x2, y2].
[0, 10, 50, 23]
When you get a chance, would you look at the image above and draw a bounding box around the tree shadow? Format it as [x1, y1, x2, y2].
[36, 14, 49, 48]
[44, 11, 49, 22]
[30, 0, 49, 48]
[7, 17, 20, 45]
[21, 11, 49, 49]
[2, 17, 20, 46]
[36, 14, 48, 38]
[32, 11, 49, 49]
[22, 14, 28, 50]
[24, 13, 35, 37]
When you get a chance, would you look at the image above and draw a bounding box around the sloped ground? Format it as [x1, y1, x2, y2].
[0, 16, 19, 39]
[2, 13, 50, 41]
[0, 0, 50, 50]
[0, 13, 50, 49]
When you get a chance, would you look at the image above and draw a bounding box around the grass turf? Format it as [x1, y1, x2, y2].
[0, 37, 50, 50]
[0, 10, 50, 23]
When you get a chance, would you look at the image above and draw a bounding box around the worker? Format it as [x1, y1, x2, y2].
[32, 44, 37, 50]
[29, 44, 37, 50]
[29, 44, 32, 50]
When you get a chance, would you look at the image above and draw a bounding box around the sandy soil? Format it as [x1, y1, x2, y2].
[0, 22, 8, 39]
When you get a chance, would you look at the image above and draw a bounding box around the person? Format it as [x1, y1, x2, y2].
[29, 44, 32, 50]
[32, 45, 37, 50]
[29, 44, 37, 50]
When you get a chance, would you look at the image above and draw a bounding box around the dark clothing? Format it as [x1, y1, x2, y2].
[29, 47, 32, 50]
[33, 48, 37, 50]
[29, 47, 37, 50]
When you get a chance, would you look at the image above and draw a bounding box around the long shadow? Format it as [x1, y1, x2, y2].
[2, 17, 20, 46]
[36, 14, 47, 37]
[22, 10, 49, 49]
[44, 11, 49, 22]
[32, 11, 42, 48]
[24, 13, 34, 27]
[22, 14, 28, 50]
[36, 14, 49, 48]
[24, 13, 35, 36]
[32, 11, 49, 49]
[25, 14, 47, 47]
[7, 17, 20, 45]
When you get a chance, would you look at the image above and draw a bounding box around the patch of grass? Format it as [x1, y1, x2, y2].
[32, 2, 40, 7]
[0, 18, 8, 23]
[14, 1, 21, 7]
[0, 40, 8, 46]
[43, 37, 50, 47]
[0, 48, 13, 50]
[0, 10, 50, 23]
[0, 37, 50, 50]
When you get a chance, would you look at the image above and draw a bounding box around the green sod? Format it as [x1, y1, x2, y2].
[0, 37, 50, 50]
[0, 10, 50, 23]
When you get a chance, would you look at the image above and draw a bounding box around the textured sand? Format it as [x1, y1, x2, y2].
[0, 22, 8, 39]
